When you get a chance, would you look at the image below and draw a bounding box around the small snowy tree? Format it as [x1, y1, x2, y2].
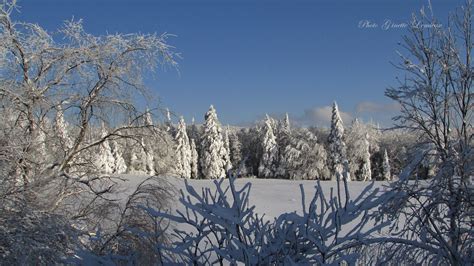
[164, 108, 173, 133]
[175, 116, 192, 178]
[382, 149, 391, 181]
[223, 126, 233, 172]
[190, 138, 199, 179]
[95, 127, 115, 174]
[258, 115, 279, 178]
[144, 108, 153, 126]
[200, 105, 226, 179]
[328, 102, 350, 182]
[360, 133, 372, 181]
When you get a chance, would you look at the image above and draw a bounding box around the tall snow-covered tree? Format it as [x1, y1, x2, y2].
[258, 115, 279, 178]
[346, 118, 380, 180]
[175, 116, 192, 178]
[129, 138, 155, 175]
[382, 149, 391, 181]
[165, 107, 173, 133]
[95, 127, 115, 174]
[200, 105, 226, 179]
[276, 113, 292, 178]
[54, 105, 73, 151]
[190, 138, 199, 179]
[144, 139, 155, 175]
[223, 126, 233, 173]
[144, 108, 153, 126]
[228, 129, 243, 174]
[328, 102, 350, 182]
[360, 133, 372, 181]
[110, 140, 127, 174]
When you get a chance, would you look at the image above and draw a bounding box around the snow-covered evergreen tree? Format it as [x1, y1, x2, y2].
[276, 113, 292, 178]
[258, 115, 279, 178]
[328, 102, 350, 182]
[165, 107, 173, 133]
[360, 133, 372, 181]
[95, 127, 115, 174]
[200, 105, 226, 179]
[382, 149, 391, 181]
[111, 140, 127, 174]
[54, 105, 73, 150]
[190, 138, 199, 179]
[144, 139, 155, 175]
[129, 151, 142, 173]
[175, 116, 192, 178]
[129, 138, 155, 175]
[228, 129, 242, 174]
[282, 128, 330, 180]
[144, 108, 153, 126]
[223, 126, 233, 172]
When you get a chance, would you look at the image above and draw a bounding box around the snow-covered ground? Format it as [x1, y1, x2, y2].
[120, 175, 389, 220]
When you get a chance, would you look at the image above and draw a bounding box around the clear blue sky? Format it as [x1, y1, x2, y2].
[17, 0, 464, 126]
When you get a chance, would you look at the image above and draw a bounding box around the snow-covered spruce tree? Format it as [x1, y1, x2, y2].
[382, 149, 391, 181]
[223, 126, 233, 172]
[238, 127, 262, 177]
[328, 102, 350, 182]
[276, 113, 292, 178]
[200, 105, 227, 179]
[110, 140, 127, 174]
[175, 116, 192, 178]
[346, 118, 379, 181]
[228, 128, 243, 175]
[54, 105, 73, 152]
[129, 138, 155, 175]
[144, 140, 155, 176]
[258, 115, 279, 178]
[144, 107, 153, 126]
[190, 138, 199, 179]
[94, 126, 115, 174]
[164, 107, 174, 133]
[360, 133, 372, 181]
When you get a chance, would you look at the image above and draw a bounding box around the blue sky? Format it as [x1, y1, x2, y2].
[17, 0, 464, 126]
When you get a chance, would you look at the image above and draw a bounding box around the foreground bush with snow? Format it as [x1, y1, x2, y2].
[144, 176, 393, 264]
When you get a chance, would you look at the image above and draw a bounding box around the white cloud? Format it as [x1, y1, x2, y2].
[355, 101, 400, 114]
[296, 105, 352, 127]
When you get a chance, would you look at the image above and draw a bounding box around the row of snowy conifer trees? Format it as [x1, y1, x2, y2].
[69, 102, 399, 180]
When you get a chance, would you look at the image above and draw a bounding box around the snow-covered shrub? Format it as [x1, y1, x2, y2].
[143, 175, 391, 264]
[69, 176, 176, 265]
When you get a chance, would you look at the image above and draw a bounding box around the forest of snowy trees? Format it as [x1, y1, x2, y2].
[0, 0, 472, 264]
[71, 102, 414, 182]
